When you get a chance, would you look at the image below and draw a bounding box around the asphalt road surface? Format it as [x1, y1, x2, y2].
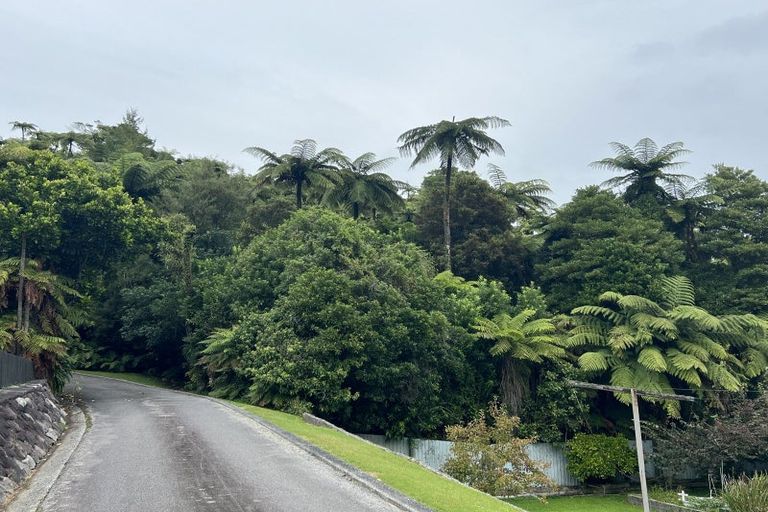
[35, 375, 402, 512]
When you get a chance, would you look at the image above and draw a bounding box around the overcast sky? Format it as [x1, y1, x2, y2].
[2, 1, 766, 203]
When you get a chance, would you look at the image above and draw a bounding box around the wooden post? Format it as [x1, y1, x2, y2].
[566, 380, 696, 512]
[631, 388, 650, 512]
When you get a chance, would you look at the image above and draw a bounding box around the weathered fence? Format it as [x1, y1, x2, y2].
[0, 352, 35, 387]
[357, 434, 677, 487]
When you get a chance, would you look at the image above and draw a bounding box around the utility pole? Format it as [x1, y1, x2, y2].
[567, 380, 695, 512]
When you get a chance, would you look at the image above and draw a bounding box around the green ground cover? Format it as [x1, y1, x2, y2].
[507, 495, 637, 512]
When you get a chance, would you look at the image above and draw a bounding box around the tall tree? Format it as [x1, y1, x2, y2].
[473, 309, 564, 414]
[592, 138, 692, 204]
[325, 153, 402, 219]
[567, 276, 768, 416]
[415, 171, 535, 290]
[398, 116, 510, 270]
[9, 121, 37, 141]
[694, 165, 768, 314]
[244, 139, 344, 208]
[538, 187, 684, 312]
[487, 164, 555, 219]
[664, 180, 722, 262]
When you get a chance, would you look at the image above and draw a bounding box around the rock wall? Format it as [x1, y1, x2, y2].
[0, 380, 67, 501]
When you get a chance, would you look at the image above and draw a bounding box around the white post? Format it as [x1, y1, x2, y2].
[631, 388, 650, 512]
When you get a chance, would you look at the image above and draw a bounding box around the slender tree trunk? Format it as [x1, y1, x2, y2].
[372, 208, 377, 220]
[352, 202, 360, 220]
[23, 295, 30, 331]
[443, 155, 453, 271]
[500, 357, 528, 416]
[17, 234, 26, 330]
[296, 181, 303, 209]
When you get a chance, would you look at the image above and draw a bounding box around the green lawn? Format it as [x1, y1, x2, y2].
[507, 495, 637, 512]
[75, 370, 172, 389]
[75, 371, 520, 512]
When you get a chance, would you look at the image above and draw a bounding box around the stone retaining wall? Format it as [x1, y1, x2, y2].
[0, 380, 67, 502]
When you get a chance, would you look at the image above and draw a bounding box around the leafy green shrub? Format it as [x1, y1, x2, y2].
[443, 401, 552, 496]
[565, 433, 637, 483]
[722, 474, 768, 512]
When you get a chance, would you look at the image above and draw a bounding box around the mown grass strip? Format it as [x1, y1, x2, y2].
[507, 495, 638, 512]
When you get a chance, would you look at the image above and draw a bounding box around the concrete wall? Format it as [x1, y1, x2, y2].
[0, 381, 67, 502]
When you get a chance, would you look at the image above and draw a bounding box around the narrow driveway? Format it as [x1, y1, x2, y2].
[35, 375, 402, 512]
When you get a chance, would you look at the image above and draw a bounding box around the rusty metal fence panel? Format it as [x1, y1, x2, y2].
[0, 352, 35, 387]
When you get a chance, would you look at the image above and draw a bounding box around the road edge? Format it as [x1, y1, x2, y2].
[5, 405, 88, 512]
[211, 398, 435, 512]
[73, 372, 434, 512]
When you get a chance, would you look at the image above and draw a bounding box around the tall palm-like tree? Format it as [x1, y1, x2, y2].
[244, 139, 344, 208]
[325, 153, 402, 219]
[473, 309, 564, 414]
[487, 164, 555, 218]
[0, 258, 83, 390]
[398, 116, 510, 270]
[9, 121, 37, 141]
[115, 152, 181, 200]
[592, 138, 693, 204]
[567, 276, 767, 416]
[665, 180, 723, 262]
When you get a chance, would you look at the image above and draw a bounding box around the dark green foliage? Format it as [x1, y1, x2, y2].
[565, 433, 637, 483]
[592, 138, 692, 205]
[517, 360, 590, 443]
[693, 166, 768, 315]
[398, 116, 510, 270]
[5, 113, 768, 446]
[415, 171, 535, 290]
[195, 208, 504, 436]
[152, 158, 253, 255]
[645, 390, 768, 482]
[538, 187, 684, 312]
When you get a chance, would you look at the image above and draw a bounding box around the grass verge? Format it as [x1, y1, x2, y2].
[74, 371, 520, 512]
[238, 403, 519, 512]
[507, 495, 637, 512]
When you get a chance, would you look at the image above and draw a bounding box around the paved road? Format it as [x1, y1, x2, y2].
[35, 375, 402, 512]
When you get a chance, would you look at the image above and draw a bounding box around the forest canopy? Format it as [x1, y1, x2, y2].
[2, 112, 767, 441]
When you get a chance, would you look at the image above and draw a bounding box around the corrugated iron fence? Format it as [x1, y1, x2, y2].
[0, 352, 35, 387]
[358, 434, 668, 487]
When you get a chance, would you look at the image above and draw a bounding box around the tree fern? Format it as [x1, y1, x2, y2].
[569, 276, 767, 416]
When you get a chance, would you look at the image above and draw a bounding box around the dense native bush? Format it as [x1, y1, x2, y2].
[443, 401, 551, 496]
[565, 433, 637, 483]
[645, 390, 768, 483]
[196, 208, 507, 436]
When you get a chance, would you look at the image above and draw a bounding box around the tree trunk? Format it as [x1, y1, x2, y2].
[295, 181, 303, 209]
[352, 202, 360, 220]
[17, 234, 26, 330]
[443, 155, 453, 272]
[23, 294, 30, 332]
[500, 357, 528, 416]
